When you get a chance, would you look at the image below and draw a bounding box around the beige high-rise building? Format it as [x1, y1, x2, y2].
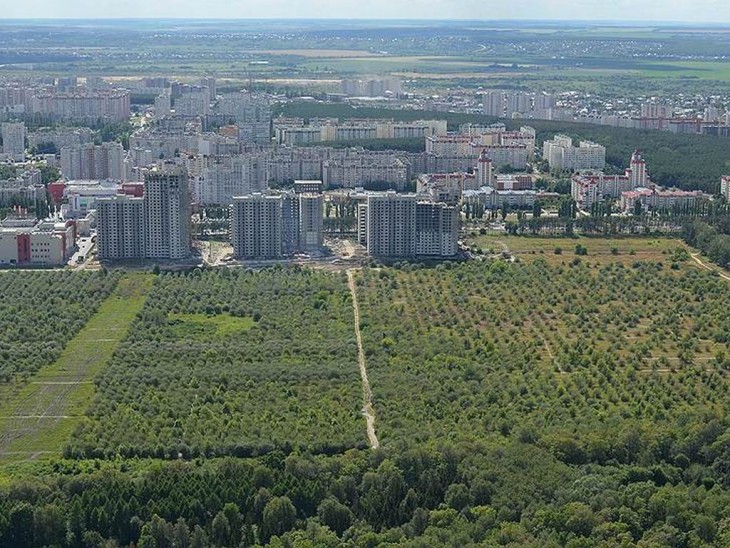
[144, 168, 191, 260]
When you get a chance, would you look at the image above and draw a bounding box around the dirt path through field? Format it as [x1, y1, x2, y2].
[691, 253, 730, 282]
[347, 269, 379, 449]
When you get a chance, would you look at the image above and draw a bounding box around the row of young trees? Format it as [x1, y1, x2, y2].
[0, 270, 119, 382]
[66, 267, 365, 458]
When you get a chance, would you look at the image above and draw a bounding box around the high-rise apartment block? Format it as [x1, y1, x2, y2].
[96, 168, 191, 261]
[341, 77, 402, 97]
[61, 142, 125, 181]
[29, 90, 130, 122]
[154, 91, 172, 120]
[229, 189, 324, 260]
[212, 92, 271, 144]
[363, 193, 417, 258]
[195, 154, 267, 206]
[543, 135, 606, 171]
[298, 194, 325, 252]
[358, 192, 459, 258]
[28, 127, 93, 151]
[721, 176, 730, 200]
[96, 195, 145, 260]
[230, 194, 283, 259]
[482, 91, 505, 117]
[144, 168, 191, 260]
[1, 122, 26, 161]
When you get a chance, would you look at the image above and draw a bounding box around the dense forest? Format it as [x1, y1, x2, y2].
[279, 103, 730, 194]
[4, 438, 730, 547]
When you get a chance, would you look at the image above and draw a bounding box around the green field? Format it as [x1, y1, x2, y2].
[168, 312, 256, 338]
[464, 234, 692, 265]
[0, 274, 152, 461]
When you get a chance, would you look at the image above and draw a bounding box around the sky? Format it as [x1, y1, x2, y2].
[5, 0, 730, 23]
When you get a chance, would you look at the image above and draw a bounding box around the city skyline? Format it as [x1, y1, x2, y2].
[5, 0, 730, 23]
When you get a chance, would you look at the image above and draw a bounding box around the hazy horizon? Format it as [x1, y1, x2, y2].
[5, 0, 730, 24]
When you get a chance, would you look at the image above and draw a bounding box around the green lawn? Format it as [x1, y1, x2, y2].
[168, 312, 256, 339]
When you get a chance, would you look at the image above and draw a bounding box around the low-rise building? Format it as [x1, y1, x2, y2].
[462, 187, 559, 210]
[0, 215, 75, 265]
[620, 188, 711, 212]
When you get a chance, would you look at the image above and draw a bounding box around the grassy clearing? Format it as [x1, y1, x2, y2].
[465, 234, 692, 266]
[639, 60, 730, 82]
[168, 312, 256, 339]
[0, 274, 153, 461]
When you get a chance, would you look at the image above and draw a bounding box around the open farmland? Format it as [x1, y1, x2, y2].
[354, 258, 730, 456]
[67, 268, 365, 458]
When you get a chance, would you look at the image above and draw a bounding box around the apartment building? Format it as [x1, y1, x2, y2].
[571, 151, 649, 209]
[298, 194, 324, 252]
[96, 195, 145, 260]
[415, 202, 459, 257]
[462, 187, 560, 210]
[61, 142, 126, 181]
[322, 153, 410, 190]
[721, 176, 730, 200]
[230, 189, 325, 259]
[195, 154, 267, 206]
[28, 89, 130, 122]
[1, 122, 26, 161]
[357, 192, 458, 258]
[144, 168, 191, 260]
[543, 135, 606, 171]
[28, 127, 93, 151]
[620, 188, 710, 212]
